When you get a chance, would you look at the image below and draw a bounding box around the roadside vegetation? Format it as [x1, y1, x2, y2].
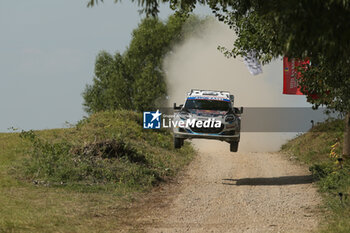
[0, 110, 195, 232]
[0, 14, 208, 232]
[282, 119, 350, 233]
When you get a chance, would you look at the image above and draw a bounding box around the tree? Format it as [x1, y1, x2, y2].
[124, 16, 178, 111]
[87, 0, 350, 157]
[83, 51, 132, 113]
[83, 14, 194, 113]
[211, 1, 350, 158]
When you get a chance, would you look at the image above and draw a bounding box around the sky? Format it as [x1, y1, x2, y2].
[0, 1, 211, 132]
[0, 1, 310, 133]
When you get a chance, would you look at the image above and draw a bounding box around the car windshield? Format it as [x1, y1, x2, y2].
[184, 99, 231, 111]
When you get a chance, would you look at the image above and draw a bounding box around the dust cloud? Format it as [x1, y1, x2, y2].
[163, 19, 310, 152]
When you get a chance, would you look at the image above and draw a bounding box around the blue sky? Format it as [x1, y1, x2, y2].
[0, 1, 210, 132]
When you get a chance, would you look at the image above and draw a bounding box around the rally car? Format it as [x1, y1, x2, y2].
[173, 89, 243, 152]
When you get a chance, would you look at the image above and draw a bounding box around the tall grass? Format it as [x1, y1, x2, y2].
[282, 119, 350, 232]
[18, 110, 195, 193]
[0, 110, 195, 232]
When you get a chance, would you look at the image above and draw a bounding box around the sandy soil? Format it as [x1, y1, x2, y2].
[126, 139, 321, 233]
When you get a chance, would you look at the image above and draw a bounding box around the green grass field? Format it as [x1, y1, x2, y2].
[0, 110, 195, 232]
[4, 111, 349, 232]
[282, 118, 350, 233]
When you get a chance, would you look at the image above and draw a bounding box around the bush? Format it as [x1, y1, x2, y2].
[19, 111, 195, 192]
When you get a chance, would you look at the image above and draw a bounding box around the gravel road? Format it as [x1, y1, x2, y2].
[143, 139, 321, 233]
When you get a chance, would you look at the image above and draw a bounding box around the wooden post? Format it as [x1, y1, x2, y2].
[343, 113, 350, 158]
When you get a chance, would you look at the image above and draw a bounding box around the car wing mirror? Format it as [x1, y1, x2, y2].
[173, 103, 183, 110]
[233, 107, 243, 115]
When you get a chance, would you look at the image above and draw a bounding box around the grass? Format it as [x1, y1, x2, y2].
[281, 118, 350, 233]
[0, 110, 195, 232]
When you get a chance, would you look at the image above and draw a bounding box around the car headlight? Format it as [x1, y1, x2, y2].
[225, 114, 235, 122]
[179, 111, 191, 120]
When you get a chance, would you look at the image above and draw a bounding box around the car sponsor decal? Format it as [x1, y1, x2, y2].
[187, 96, 231, 102]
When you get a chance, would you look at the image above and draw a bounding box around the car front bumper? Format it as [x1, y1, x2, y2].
[174, 130, 240, 142]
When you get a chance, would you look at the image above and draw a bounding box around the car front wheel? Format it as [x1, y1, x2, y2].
[230, 141, 239, 152]
[174, 137, 182, 149]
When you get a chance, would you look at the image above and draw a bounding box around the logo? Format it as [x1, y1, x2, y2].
[163, 118, 222, 128]
[143, 110, 162, 129]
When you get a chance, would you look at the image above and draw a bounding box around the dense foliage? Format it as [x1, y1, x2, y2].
[213, 1, 350, 113]
[83, 14, 199, 113]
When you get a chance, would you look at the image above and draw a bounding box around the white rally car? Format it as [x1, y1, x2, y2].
[173, 89, 243, 152]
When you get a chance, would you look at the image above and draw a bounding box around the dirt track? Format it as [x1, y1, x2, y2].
[133, 139, 321, 233]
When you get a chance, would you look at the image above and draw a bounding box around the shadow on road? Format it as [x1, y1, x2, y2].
[222, 175, 313, 186]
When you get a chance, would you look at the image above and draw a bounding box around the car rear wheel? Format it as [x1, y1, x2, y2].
[174, 137, 182, 149]
[230, 142, 239, 152]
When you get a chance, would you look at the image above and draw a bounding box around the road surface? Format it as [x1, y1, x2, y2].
[130, 140, 321, 233]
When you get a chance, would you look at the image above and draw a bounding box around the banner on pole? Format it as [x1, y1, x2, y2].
[283, 57, 309, 95]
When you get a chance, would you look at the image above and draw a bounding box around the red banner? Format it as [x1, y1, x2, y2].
[283, 57, 309, 95]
